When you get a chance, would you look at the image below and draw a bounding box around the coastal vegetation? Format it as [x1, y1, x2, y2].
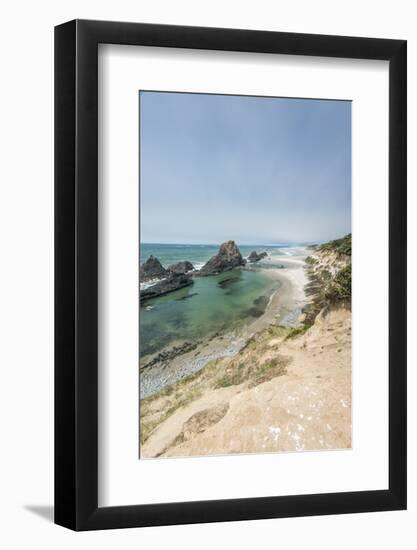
[302, 233, 351, 327]
[318, 233, 351, 256]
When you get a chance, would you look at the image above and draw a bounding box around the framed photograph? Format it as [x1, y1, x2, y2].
[55, 20, 406, 530]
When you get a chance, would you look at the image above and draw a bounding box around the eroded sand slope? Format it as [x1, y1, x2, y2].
[141, 305, 351, 458]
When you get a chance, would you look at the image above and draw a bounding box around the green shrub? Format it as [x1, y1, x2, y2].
[318, 233, 351, 256]
[285, 325, 310, 340]
[325, 264, 351, 303]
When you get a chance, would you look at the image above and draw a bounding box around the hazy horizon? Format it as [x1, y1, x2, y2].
[140, 91, 351, 244]
[139, 238, 345, 246]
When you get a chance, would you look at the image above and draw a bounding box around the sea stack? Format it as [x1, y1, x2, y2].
[248, 250, 268, 263]
[140, 255, 167, 282]
[167, 261, 195, 274]
[198, 240, 245, 276]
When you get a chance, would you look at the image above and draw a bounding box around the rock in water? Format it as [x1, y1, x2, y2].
[140, 256, 167, 282]
[248, 250, 268, 263]
[140, 273, 193, 302]
[198, 240, 245, 276]
[167, 260, 195, 274]
[248, 251, 261, 263]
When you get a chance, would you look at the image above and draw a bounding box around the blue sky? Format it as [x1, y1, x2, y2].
[140, 91, 351, 245]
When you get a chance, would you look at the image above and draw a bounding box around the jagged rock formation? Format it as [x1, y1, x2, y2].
[248, 251, 260, 262]
[140, 256, 167, 282]
[198, 240, 245, 276]
[140, 273, 193, 302]
[248, 250, 268, 263]
[167, 261, 195, 274]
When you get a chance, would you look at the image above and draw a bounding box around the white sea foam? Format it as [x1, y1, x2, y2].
[139, 277, 166, 291]
[280, 246, 309, 257]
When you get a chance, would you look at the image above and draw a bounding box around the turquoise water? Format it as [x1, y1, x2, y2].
[139, 243, 301, 358]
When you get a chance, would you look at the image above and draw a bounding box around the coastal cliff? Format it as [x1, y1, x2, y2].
[140, 235, 352, 457]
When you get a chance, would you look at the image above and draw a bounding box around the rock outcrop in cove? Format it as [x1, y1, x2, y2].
[248, 250, 268, 263]
[198, 240, 245, 276]
[140, 273, 194, 302]
[167, 261, 195, 274]
[140, 256, 167, 282]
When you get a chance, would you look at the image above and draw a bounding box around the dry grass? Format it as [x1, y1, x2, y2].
[140, 326, 293, 445]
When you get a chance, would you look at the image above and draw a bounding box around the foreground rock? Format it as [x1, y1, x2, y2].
[248, 250, 268, 263]
[140, 256, 167, 282]
[198, 240, 245, 276]
[142, 341, 200, 370]
[167, 261, 195, 274]
[140, 273, 193, 302]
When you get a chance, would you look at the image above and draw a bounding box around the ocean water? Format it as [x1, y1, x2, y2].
[140, 243, 298, 268]
[139, 243, 305, 358]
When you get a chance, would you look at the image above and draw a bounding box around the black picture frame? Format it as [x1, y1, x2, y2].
[55, 19, 407, 531]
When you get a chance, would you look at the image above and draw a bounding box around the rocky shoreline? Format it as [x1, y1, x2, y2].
[139, 255, 308, 398]
[140, 272, 194, 303]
